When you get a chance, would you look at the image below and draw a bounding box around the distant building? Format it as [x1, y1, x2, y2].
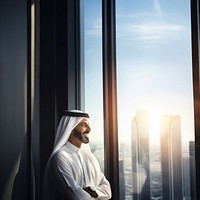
[189, 141, 197, 200]
[160, 115, 183, 200]
[182, 156, 191, 199]
[119, 143, 126, 200]
[119, 159, 125, 200]
[132, 110, 151, 200]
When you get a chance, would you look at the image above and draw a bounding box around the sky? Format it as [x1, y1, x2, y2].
[84, 0, 194, 150]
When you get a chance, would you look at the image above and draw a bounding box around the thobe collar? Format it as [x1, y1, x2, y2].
[66, 141, 81, 153]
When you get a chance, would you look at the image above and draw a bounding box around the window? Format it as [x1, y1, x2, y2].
[84, 0, 104, 171]
[83, 0, 197, 199]
[116, 0, 196, 199]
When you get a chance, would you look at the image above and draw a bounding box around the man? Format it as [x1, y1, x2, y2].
[42, 110, 112, 200]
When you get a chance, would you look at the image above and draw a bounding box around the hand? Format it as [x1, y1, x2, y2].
[83, 186, 98, 198]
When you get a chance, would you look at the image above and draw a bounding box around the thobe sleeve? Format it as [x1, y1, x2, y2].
[86, 153, 111, 200]
[95, 172, 112, 199]
[50, 153, 94, 200]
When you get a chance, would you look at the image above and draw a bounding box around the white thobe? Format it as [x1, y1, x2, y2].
[51, 142, 111, 200]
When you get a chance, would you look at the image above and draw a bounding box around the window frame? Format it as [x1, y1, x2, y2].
[102, 0, 120, 199]
[191, 0, 200, 199]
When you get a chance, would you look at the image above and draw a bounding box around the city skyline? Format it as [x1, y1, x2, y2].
[90, 109, 196, 199]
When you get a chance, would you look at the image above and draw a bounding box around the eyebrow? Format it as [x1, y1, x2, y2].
[80, 122, 89, 125]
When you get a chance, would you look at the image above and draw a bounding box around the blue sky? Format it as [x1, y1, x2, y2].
[84, 0, 194, 148]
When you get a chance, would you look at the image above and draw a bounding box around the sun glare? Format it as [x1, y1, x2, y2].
[148, 106, 160, 146]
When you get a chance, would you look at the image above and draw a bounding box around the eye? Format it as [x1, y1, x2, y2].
[81, 122, 87, 127]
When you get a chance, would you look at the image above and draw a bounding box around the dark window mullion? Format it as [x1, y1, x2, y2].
[27, 0, 32, 199]
[191, 0, 200, 199]
[102, 0, 119, 199]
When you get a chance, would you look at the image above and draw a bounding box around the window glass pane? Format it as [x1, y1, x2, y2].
[116, 0, 196, 199]
[84, 0, 104, 171]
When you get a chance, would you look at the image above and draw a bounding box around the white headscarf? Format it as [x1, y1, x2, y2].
[52, 110, 90, 156]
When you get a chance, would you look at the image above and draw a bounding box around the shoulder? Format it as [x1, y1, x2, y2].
[81, 148, 99, 164]
[50, 148, 74, 167]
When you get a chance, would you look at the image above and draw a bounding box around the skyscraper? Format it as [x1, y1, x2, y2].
[189, 141, 197, 200]
[182, 155, 191, 199]
[119, 159, 125, 200]
[119, 143, 126, 200]
[131, 110, 151, 200]
[160, 115, 183, 200]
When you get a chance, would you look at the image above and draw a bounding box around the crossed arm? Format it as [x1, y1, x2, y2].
[49, 152, 111, 200]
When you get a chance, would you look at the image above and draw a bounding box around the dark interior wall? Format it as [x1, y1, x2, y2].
[39, 0, 56, 185]
[0, 0, 29, 200]
[0, 0, 83, 199]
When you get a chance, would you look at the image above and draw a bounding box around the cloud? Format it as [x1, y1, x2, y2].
[153, 0, 161, 14]
[85, 17, 187, 48]
[118, 23, 185, 46]
[85, 19, 102, 38]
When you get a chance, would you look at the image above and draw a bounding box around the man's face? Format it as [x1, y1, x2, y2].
[72, 118, 91, 144]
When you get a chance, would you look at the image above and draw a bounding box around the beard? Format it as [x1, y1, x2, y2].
[73, 129, 89, 144]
